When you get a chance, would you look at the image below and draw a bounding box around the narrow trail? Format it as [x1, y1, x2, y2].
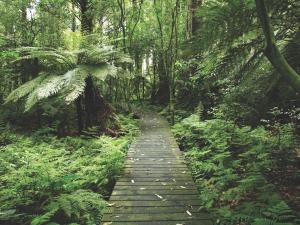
[101, 112, 213, 225]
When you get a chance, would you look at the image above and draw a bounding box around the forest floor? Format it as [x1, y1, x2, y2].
[101, 112, 214, 225]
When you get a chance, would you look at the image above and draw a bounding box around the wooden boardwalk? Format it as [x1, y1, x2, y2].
[101, 112, 213, 225]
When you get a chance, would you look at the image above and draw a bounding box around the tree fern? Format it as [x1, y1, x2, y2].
[5, 46, 132, 111]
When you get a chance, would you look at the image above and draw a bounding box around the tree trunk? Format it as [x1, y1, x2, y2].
[77, 0, 114, 132]
[186, 0, 202, 38]
[255, 0, 300, 93]
[151, 52, 157, 101]
[191, 0, 202, 35]
[72, 2, 76, 32]
[155, 53, 170, 104]
[79, 0, 93, 33]
[75, 97, 84, 133]
[84, 76, 96, 127]
[117, 0, 126, 50]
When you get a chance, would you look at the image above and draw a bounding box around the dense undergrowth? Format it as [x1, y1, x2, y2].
[172, 113, 300, 225]
[0, 114, 139, 225]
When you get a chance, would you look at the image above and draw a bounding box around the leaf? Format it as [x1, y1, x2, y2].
[186, 210, 192, 216]
[155, 194, 163, 199]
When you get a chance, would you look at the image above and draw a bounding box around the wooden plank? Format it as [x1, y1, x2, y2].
[112, 189, 198, 195]
[126, 159, 185, 162]
[125, 165, 187, 168]
[123, 173, 192, 177]
[110, 194, 199, 201]
[102, 221, 214, 225]
[127, 154, 182, 157]
[102, 212, 211, 222]
[127, 155, 182, 158]
[105, 206, 203, 214]
[118, 177, 193, 182]
[108, 200, 201, 207]
[126, 163, 186, 166]
[115, 181, 194, 186]
[124, 168, 188, 172]
[113, 185, 197, 191]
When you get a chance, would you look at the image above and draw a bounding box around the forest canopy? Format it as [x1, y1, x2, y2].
[0, 0, 299, 224]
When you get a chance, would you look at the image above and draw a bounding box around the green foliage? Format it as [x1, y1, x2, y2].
[0, 114, 139, 225]
[172, 114, 300, 225]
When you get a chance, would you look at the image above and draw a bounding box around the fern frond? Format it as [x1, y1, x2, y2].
[31, 208, 58, 225]
[14, 47, 76, 69]
[5, 74, 47, 103]
[64, 68, 89, 104]
[52, 190, 106, 224]
[79, 64, 118, 81]
[253, 218, 294, 225]
[24, 74, 69, 111]
[114, 51, 134, 64]
[78, 46, 116, 64]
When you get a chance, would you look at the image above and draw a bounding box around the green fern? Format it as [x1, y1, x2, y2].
[259, 201, 297, 224]
[253, 218, 294, 225]
[31, 208, 59, 225]
[44, 190, 106, 225]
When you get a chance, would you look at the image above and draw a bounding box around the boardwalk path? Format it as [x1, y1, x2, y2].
[101, 112, 213, 225]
